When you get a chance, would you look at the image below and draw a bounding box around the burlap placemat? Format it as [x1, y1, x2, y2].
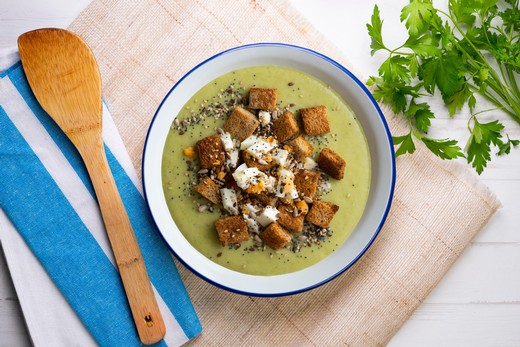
[69, 0, 500, 345]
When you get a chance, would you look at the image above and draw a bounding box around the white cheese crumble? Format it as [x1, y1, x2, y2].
[275, 169, 299, 200]
[220, 188, 238, 215]
[258, 111, 271, 125]
[246, 140, 277, 161]
[219, 132, 235, 151]
[226, 148, 239, 168]
[240, 135, 258, 150]
[232, 164, 272, 191]
[303, 157, 317, 170]
[220, 132, 239, 168]
[243, 214, 260, 233]
[271, 148, 289, 168]
[256, 206, 279, 227]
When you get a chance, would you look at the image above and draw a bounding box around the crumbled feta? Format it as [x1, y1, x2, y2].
[319, 180, 332, 193]
[275, 169, 298, 200]
[245, 203, 260, 215]
[266, 176, 277, 193]
[219, 132, 235, 151]
[256, 206, 279, 227]
[240, 135, 258, 150]
[258, 111, 271, 125]
[234, 162, 248, 174]
[232, 165, 272, 193]
[225, 148, 239, 168]
[271, 148, 289, 167]
[303, 157, 317, 170]
[243, 214, 260, 233]
[220, 188, 238, 215]
[246, 138, 278, 161]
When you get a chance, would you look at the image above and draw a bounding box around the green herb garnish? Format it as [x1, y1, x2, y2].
[367, 0, 519, 174]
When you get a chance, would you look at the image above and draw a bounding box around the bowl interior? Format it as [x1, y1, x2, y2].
[143, 43, 395, 296]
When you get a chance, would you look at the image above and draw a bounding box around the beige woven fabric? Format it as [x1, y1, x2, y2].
[70, 0, 500, 345]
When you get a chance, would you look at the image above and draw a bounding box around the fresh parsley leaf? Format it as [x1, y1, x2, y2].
[372, 81, 421, 114]
[449, 0, 476, 26]
[497, 136, 520, 156]
[467, 119, 505, 174]
[393, 132, 416, 156]
[379, 55, 411, 83]
[367, 0, 520, 173]
[367, 5, 386, 55]
[447, 83, 473, 116]
[400, 0, 435, 37]
[421, 137, 464, 160]
[500, 5, 520, 32]
[404, 34, 441, 57]
[405, 100, 434, 133]
[420, 54, 464, 98]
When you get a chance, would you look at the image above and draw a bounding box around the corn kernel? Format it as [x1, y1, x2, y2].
[183, 146, 196, 158]
[296, 200, 309, 215]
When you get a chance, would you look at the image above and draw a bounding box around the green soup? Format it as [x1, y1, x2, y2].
[162, 66, 370, 275]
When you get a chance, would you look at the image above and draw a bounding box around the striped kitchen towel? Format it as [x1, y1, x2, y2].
[0, 61, 202, 346]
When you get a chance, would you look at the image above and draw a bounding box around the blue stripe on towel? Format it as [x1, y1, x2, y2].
[0, 106, 162, 347]
[5, 64, 201, 339]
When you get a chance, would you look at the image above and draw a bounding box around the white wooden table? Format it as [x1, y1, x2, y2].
[1, 0, 519, 346]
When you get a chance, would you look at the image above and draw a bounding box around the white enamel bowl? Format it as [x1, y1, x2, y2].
[142, 43, 395, 296]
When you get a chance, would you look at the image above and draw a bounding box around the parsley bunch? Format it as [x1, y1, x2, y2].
[367, 0, 519, 174]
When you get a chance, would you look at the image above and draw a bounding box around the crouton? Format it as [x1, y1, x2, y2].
[194, 176, 221, 205]
[273, 111, 299, 142]
[223, 106, 260, 141]
[300, 105, 330, 135]
[294, 169, 320, 199]
[287, 135, 313, 162]
[196, 134, 225, 169]
[249, 88, 277, 111]
[317, 148, 346, 180]
[242, 151, 274, 171]
[277, 204, 304, 233]
[306, 200, 339, 228]
[252, 192, 278, 207]
[259, 222, 292, 249]
[215, 215, 249, 246]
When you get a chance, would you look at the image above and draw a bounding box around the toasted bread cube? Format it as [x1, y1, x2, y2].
[215, 215, 249, 246]
[252, 192, 278, 207]
[273, 111, 299, 142]
[249, 88, 277, 111]
[223, 106, 260, 141]
[287, 135, 313, 162]
[294, 169, 320, 199]
[300, 105, 330, 135]
[306, 200, 339, 228]
[260, 222, 292, 250]
[242, 151, 274, 171]
[317, 148, 346, 180]
[277, 204, 304, 233]
[194, 176, 221, 205]
[196, 134, 225, 169]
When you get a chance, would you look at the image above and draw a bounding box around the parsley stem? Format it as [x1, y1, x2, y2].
[437, 9, 490, 66]
[497, 63, 519, 102]
[505, 66, 520, 103]
[468, 84, 518, 121]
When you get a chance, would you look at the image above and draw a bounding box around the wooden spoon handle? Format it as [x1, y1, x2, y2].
[78, 134, 165, 345]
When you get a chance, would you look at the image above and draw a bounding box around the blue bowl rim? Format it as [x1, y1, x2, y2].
[142, 42, 396, 297]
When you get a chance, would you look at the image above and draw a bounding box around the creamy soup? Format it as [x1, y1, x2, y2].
[162, 66, 370, 275]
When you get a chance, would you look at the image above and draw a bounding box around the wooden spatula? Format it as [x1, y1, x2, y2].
[18, 28, 166, 345]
